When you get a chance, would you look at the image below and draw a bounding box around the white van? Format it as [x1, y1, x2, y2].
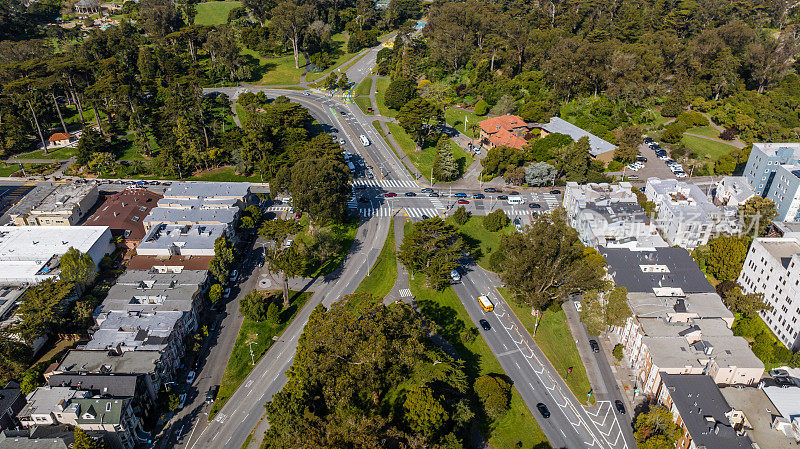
[507, 195, 524, 205]
[359, 134, 371, 146]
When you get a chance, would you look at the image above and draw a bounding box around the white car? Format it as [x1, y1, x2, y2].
[675, 172, 688, 178]
[339, 139, 346, 146]
[359, 134, 371, 146]
[626, 164, 640, 171]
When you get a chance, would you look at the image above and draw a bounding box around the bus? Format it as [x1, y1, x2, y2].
[359, 134, 371, 146]
[477, 295, 494, 312]
[507, 195, 524, 205]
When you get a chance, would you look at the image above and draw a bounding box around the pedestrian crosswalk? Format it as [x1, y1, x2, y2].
[430, 198, 444, 210]
[399, 288, 412, 298]
[404, 207, 438, 218]
[352, 179, 420, 189]
[266, 205, 291, 212]
[358, 206, 394, 217]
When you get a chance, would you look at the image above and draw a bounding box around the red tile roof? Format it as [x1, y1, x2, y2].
[84, 188, 162, 242]
[48, 132, 72, 142]
[478, 115, 529, 150]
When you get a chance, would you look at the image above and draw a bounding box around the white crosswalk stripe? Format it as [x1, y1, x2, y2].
[351, 179, 420, 189]
[430, 199, 444, 210]
[399, 289, 412, 298]
[266, 206, 291, 212]
[358, 206, 393, 217]
[405, 208, 438, 218]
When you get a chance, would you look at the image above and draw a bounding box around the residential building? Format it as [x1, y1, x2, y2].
[761, 385, 800, 442]
[51, 350, 166, 401]
[0, 226, 113, 286]
[645, 178, 739, 249]
[16, 183, 98, 226]
[17, 387, 89, 428]
[84, 188, 162, 249]
[737, 236, 800, 350]
[161, 181, 250, 205]
[563, 182, 664, 248]
[143, 181, 250, 231]
[715, 176, 755, 208]
[55, 398, 144, 449]
[47, 373, 155, 419]
[656, 374, 754, 449]
[721, 386, 797, 448]
[478, 115, 530, 150]
[136, 224, 225, 257]
[742, 142, 800, 196]
[625, 292, 734, 327]
[535, 117, 617, 162]
[764, 164, 800, 222]
[125, 255, 213, 271]
[766, 221, 800, 238]
[7, 184, 58, 226]
[46, 133, 75, 148]
[620, 318, 764, 396]
[0, 382, 25, 432]
[600, 246, 716, 296]
[0, 426, 75, 448]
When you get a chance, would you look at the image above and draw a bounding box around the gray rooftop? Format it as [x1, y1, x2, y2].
[661, 374, 753, 449]
[84, 311, 183, 352]
[721, 387, 796, 449]
[136, 223, 225, 254]
[757, 238, 800, 269]
[646, 178, 720, 221]
[4, 183, 57, 222]
[18, 387, 88, 418]
[537, 117, 616, 156]
[94, 269, 206, 318]
[56, 350, 161, 375]
[29, 184, 95, 214]
[752, 142, 800, 158]
[163, 181, 250, 200]
[599, 246, 715, 294]
[143, 208, 237, 226]
[0, 427, 73, 449]
[626, 292, 734, 321]
[47, 373, 140, 398]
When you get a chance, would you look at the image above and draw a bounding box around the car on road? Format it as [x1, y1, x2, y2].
[614, 400, 626, 414]
[479, 319, 491, 331]
[497, 195, 508, 200]
[359, 134, 371, 146]
[384, 192, 397, 197]
[405, 192, 416, 197]
[549, 189, 561, 195]
[473, 193, 485, 199]
[421, 214, 430, 220]
[223, 287, 231, 299]
[454, 192, 467, 198]
[230, 270, 238, 282]
[484, 187, 497, 193]
[536, 403, 551, 418]
[428, 192, 439, 197]
[421, 187, 433, 193]
[450, 269, 461, 282]
[367, 172, 374, 179]
[637, 156, 647, 162]
[339, 139, 346, 146]
[358, 197, 370, 203]
[206, 385, 220, 404]
[302, 91, 310, 96]
[457, 199, 469, 204]
[675, 172, 687, 178]
[509, 190, 520, 195]
[178, 393, 187, 410]
[187, 370, 196, 384]
[339, 110, 347, 116]
[589, 339, 600, 353]
[529, 202, 541, 208]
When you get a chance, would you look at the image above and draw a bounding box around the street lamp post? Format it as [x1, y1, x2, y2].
[248, 339, 257, 365]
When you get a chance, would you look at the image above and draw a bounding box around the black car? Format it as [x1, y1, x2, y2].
[421, 187, 433, 193]
[421, 214, 430, 220]
[497, 195, 508, 200]
[405, 192, 417, 197]
[339, 110, 346, 116]
[479, 319, 491, 331]
[549, 189, 561, 195]
[473, 193, 485, 199]
[589, 339, 600, 353]
[358, 197, 370, 203]
[536, 403, 551, 418]
[529, 202, 541, 209]
[429, 192, 440, 197]
[509, 190, 520, 195]
[637, 156, 647, 162]
[614, 400, 626, 414]
[484, 187, 497, 193]
[206, 385, 220, 404]
[643, 137, 653, 143]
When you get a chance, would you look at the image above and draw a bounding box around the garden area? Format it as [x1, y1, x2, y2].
[386, 122, 473, 183]
[446, 214, 512, 270]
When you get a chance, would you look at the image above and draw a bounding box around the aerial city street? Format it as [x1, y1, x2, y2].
[1, 1, 800, 449]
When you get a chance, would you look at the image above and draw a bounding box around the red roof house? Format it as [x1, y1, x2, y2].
[84, 188, 162, 248]
[48, 132, 74, 145]
[478, 115, 530, 150]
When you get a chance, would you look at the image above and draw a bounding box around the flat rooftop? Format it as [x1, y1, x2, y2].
[626, 292, 734, 321]
[56, 350, 161, 375]
[85, 188, 162, 241]
[29, 183, 95, 213]
[84, 311, 183, 352]
[721, 387, 796, 449]
[600, 246, 715, 294]
[18, 387, 88, 417]
[5, 182, 57, 220]
[143, 207, 238, 226]
[126, 255, 213, 271]
[95, 269, 206, 317]
[163, 181, 250, 199]
[137, 223, 225, 252]
[757, 238, 800, 269]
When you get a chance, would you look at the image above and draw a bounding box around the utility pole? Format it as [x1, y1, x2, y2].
[248, 338, 258, 365]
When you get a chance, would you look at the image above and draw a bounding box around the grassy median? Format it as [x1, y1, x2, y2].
[354, 220, 397, 301]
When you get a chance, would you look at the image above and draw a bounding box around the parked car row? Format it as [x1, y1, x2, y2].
[644, 137, 688, 178]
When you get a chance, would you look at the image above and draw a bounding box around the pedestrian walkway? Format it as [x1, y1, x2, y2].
[403, 207, 438, 218]
[398, 288, 412, 297]
[352, 179, 420, 188]
[357, 206, 394, 217]
[266, 205, 292, 212]
[430, 198, 444, 209]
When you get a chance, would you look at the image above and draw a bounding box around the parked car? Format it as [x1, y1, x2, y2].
[206, 385, 220, 404]
[627, 174, 639, 180]
[454, 192, 467, 198]
[450, 269, 461, 282]
[549, 190, 561, 195]
[421, 187, 433, 193]
[497, 195, 508, 200]
[229, 270, 238, 282]
[405, 192, 416, 197]
[384, 192, 397, 197]
[529, 202, 541, 208]
[428, 192, 440, 197]
[178, 393, 187, 409]
[675, 172, 687, 178]
[479, 319, 491, 331]
[457, 199, 469, 204]
[536, 403, 551, 418]
[484, 187, 497, 193]
[338, 138, 345, 145]
[637, 156, 647, 162]
[473, 193, 485, 199]
[223, 287, 231, 298]
[614, 400, 626, 414]
[589, 339, 600, 353]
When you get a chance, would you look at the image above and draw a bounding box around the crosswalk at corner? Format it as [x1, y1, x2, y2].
[399, 289, 412, 297]
[403, 208, 438, 218]
[352, 179, 420, 189]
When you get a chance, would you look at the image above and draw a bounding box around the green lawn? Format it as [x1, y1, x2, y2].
[374, 78, 397, 117]
[685, 126, 720, 139]
[386, 123, 472, 183]
[17, 146, 77, 160]
[0, 163, 50, 177]
[680, 134, 737, 160]
[354, 97, 373, 115]
[117, 133, 159, 161]
[188, 167, 263, 182]
[354, 220, 397, 302]
[194, 1, 242, 26]
[501, 289, 594, 405]
[210, 291, 311, 418]
[445, 108, 481, 139]
[447, 215, 510, 270]
[354, 77, 373, 96]
[242, 48, 305, 85]
[410, 276, 549, 448]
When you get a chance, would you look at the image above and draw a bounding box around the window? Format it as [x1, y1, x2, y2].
[106, 402, 112, 412]
[131, 216, 140, 222]
[139, 206, 147, 211]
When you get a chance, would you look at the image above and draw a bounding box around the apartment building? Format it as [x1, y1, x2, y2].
[737, 236, 800, 350]
[56, 398, 143, 449]
[17, 387, 90, 427]
[11, 183, 98, 226]
[715, 176, 755, 208]
[761, 384, 800, 442]
[136, 223, 226, 257]
[143, 181, 250, 231]
[85, 188, 162, 248]
[645, 178, 740, 249]
[743, 142, 800, 196]
[600, 246, 716, 296]
[0, 382, 25, 432]
[656, 374, 754, 449]
[722, 386, 798, 448]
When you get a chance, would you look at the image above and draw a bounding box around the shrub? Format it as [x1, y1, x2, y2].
[607, 160, 624, 171]
[473, 99, 489, 116]
[612, 344, 623, 361]
[720, 127, 736, 141]
[483, 209, 510, 232]
[453, 206, 470, 225]
[661, 122, 689, 144]
[474, 374, 512, 420]
[661, 95, 685, 117]
[677, 111, 709, 127]
[384, 78, 417, 110]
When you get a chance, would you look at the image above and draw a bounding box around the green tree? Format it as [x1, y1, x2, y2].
[473, 374, 511, 420]
[59, 247, 98, 290]
[208, 284, 223, 303]
[739, 196, 777, 237]
[579, 287, 631, 335]
[554, 136, 590, 182]
[16, 279, 72, 343]
[74, 427, 107, 449]
[397, 98, 442, 145]
[452, 206, 470, 225]
[75, 127, 106, 167]
[240, 291, 270, 321]
[209, 236, 235, 285]
[404, 386, 447, 435]
[497, 208, 607, 310]
[714, 154, 736, 175]
[612, 344, 623, 361]
[634, 405, 682, 448]
[722, 286, 769, 316]
[265, 246, 304, 307]
[384, 77, 417, 110]
[259, 219, 302, 241]
[286, 157, 351, 223]
[705, 236, 748, 281]
[483, 209, 509, 232]
[398, 218, 464, 290]
[432, 137, 458, 181]
[525, 162, 556, 186]
[473, 99, 489, 116]
[266, 301, 281, 325]
[270, 1, 314, 69]
[0, 333, 31, 383]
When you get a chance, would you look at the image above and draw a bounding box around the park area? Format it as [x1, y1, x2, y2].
[194, 1, 242, 25]
[386, 123, 473, 183]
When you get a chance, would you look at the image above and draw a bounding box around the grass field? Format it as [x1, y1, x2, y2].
[354, 220, 397, 301]
[447, 215, 511, 270]
[501, 290, 594, 405]
[374, 78, 398, 117]
[354, 97, 373, 115]
[0, 163, 50, 177]
[17, 146, 77, 160]
[242, 48, 305, 85]
[685, 126, 720, 139]
[295, 216, 359, 277]
[680, 134, 737, 160]
[386, 123, 473, 183]
[354, 78, 373, 96]
[445, 108, 481, 138]
[194, 1, 242, 26]
[210, 291, 311, 418]
[410, 276, 549, 448]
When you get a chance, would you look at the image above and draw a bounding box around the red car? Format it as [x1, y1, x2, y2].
[457, 199, 469, 204]
[384, 192, 397, 197]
